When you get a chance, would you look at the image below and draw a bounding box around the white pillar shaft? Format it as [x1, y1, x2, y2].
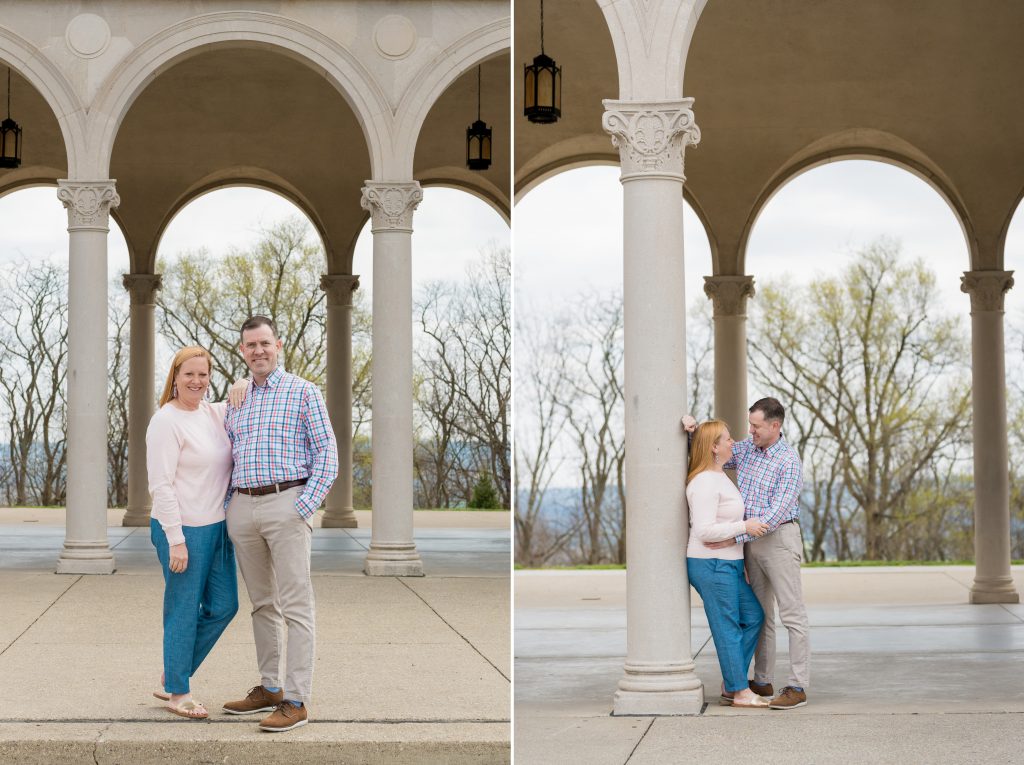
[321, 275, 358, 528]
[705, 276, 755, 436]
[604, 100, 703, 714]
[56, 181, 119, 574]
[361, 182, 423, 576]
[713, 314, 747, 434]
[962, 270, 1019, 603]
[122, 275, 160, 527]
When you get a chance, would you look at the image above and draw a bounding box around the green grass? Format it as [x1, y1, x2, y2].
[516, 560, 1024, 570]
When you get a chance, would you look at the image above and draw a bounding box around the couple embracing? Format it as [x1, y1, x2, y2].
[683, 397, 810, 710]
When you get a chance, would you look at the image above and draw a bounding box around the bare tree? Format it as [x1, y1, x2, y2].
[107, 286, 130, 507]
[415, 245, 511, 507]
[514, 311, 579, 566]
[749, 239, 972, 559]
[0, 260, 68, 506]
[155, 216, 330, 397]
[560, 292, 626, 564]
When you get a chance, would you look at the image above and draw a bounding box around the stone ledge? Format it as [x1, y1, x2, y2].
[0, 721, 509, 765]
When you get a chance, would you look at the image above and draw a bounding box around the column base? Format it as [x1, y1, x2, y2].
[321, 508, 359, 528]
[611, 661, 704, 716]
[970, 577, 1020, 604]
[364, 543, 424, 577]
[56, 541, 116, 575]
[612, 688, 704, 716]
[121, 506, 152, 527]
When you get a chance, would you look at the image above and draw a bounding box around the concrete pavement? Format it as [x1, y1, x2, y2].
[0, 508, 511, 764]
[515, 567, 1024, 765]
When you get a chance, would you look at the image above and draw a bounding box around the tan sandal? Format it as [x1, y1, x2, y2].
[731, 694, 770, 709]
[165, 699, 209, 719]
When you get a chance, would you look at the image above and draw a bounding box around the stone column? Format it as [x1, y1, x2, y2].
[360, 182, 424, 576]
[56, 180, 120, 574]
[121, 274, 162, 527]
[704, 275, 755, 435]
[320, 273, 360, 528]
[602, 100, 703, 714]
[961, 271, 1020, 604]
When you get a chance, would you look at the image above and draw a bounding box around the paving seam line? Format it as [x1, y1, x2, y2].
[997, 603, 1024, 623]
[342, 529, 370, 551]
[0, 574, 81, 657]
[622, 717, 655, 765]
[397, 578, 510, 682]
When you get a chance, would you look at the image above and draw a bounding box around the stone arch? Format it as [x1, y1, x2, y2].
[87, 11, 387, 179]
[738, 142, 977, 274]
[391, 19, 510, 179]
[0, 29, 85, 174]
[147, 168, 331, 273]
[997, 183, 1024, 264]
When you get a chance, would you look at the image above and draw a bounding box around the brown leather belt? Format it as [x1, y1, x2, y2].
[235, 478, 308, 496]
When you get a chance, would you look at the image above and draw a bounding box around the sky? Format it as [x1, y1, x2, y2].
[515, 161, 1024, 318]
[0, 185, 510, 297]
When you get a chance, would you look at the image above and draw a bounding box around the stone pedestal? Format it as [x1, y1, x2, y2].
[602, 100, 704, 714]
[704, 275, 755, 436]
[962, 271, 1019, 604]
[360, 182, 424, 577]
[56, 180, 120, 574]
[320, 274, 360, 528]
[121, 273, 161, 527]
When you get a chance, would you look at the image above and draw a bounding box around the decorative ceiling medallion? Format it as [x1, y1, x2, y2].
[66, 14, 111, 59]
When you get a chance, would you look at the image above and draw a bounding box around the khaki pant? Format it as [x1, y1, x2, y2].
[745, 521, 810, 689]
[227, 486, 315, 705]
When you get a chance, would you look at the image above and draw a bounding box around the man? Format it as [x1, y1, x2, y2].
[221, 315, 338, 731]
[683, 398, 809, 709]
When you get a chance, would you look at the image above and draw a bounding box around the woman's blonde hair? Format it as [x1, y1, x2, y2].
[687, 419, 729, 483]
[158, 346, 213, 407]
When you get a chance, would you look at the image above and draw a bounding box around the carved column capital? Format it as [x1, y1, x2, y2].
[320, 274, 360, 307]
[122, 273, 162, 305]
[360, 181, 422, 232]
[961, 270, 1014, 313]
[57, 180, 120, 231]
[704, 275, 756, 317]
[601, 99, 701, 181]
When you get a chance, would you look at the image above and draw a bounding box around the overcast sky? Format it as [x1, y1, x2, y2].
[515, 161, 1024, 318]
[0, 185, 510, 296]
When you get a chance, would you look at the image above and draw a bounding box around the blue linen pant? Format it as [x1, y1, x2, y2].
[151, 519, 239, 695]
[687, 557, 764, 693]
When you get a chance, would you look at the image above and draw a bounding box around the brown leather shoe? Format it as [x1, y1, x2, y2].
[259, 702, 309, 732]
[769, 686, 807, 710]
[749, 680, 774, 697]
[223, 685, 284, 715]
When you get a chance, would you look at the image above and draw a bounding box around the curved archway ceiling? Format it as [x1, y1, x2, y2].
[0, 69, 67, 178]
[111, 48, 371, 271]
[514, 0, 1024, 271]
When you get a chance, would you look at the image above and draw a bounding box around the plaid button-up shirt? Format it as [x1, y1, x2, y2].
[224, 367, 338, 519]
[725, 435, 803, 544]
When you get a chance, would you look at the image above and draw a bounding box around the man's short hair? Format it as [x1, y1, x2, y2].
[750, 397, 785, 424]
[240, 315, 278, 340]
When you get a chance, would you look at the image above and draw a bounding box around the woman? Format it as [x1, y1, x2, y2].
[147, 347, 239, 719]
[686, 419, 770, 709]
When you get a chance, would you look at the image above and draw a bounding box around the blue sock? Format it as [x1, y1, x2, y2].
[791, 686, 804, 692]
[264, 686, 281, 693]
[285, 699, 303, 707]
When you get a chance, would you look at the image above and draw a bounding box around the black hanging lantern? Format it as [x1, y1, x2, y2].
[466, 66, 492, 171]
[1, 68, 22, 169]
[523, 0, 561, 124]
